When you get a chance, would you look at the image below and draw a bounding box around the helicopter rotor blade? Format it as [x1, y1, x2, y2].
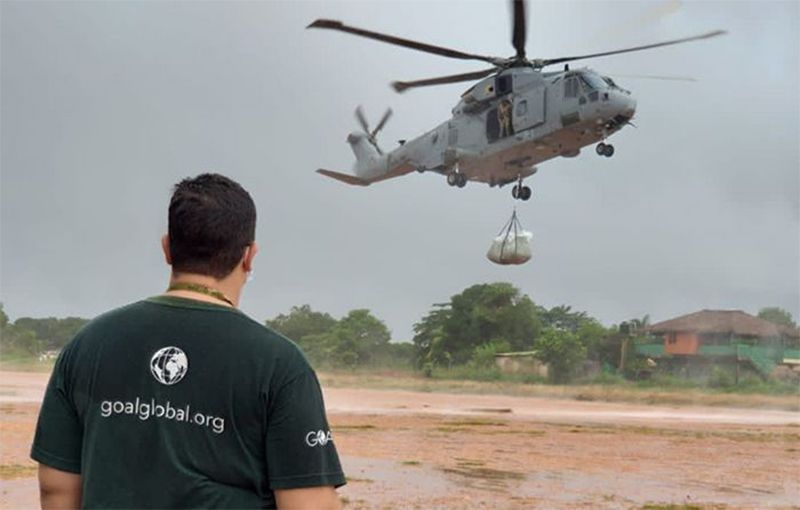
[307, 19, 501, 65]
[612, 73, 697, 82]
[541, 30, 726, 67]
[392, 68, 498, 93]
[372, 108, 393, 137]
[512, 0, 527, 60]
[355, 106, 370, 134]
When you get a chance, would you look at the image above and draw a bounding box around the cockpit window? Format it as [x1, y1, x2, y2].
[564, 76, 580, 98]
[579, 73, 607, 91]
[603, 76, 618, 88]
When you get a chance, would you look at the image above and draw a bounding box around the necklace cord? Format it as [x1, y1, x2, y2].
[166, 282, 235, 307]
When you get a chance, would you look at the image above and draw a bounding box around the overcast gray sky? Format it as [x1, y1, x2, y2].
[2, 0, 798, 340]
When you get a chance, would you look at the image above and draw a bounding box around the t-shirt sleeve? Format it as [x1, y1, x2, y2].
[265, 369, 346, 490]
[30, 349, 83, 474]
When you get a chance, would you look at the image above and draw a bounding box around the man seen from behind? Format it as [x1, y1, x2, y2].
[31, 173, 345, 509]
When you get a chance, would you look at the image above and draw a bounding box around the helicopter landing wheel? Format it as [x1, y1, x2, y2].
[446, 172, 458, 186]
[596, 142, 607, 156]
[603, 144, 615, 157]
[456, 173, 467, 188]
[512, 185, 531, 200]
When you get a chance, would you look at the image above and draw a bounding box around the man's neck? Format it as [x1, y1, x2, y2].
[165, 273, 242, 308]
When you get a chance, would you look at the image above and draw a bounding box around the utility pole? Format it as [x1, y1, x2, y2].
[619, 322, 630, 375]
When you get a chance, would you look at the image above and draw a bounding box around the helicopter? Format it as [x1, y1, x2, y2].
[308, 0, 725, 201]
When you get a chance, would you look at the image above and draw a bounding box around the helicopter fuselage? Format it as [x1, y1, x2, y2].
[348, 67, 636, 189]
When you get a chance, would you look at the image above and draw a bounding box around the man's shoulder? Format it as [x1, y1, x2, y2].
[69, 300, 150, 340]
[64, 299, 312, 375]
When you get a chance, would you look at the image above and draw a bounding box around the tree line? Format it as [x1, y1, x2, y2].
[0, 304, 89, 356]
[1, 290, 796, 383]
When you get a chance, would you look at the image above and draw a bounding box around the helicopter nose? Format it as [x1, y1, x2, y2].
[623, 95, 637, 119]
[610, 91, 636, 119]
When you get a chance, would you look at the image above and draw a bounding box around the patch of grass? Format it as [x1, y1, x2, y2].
[317, 370, 800, 411]
[454, 458, 486, 467]
[523, 430, 546, 436]
[345, 476, 374, 483]
[434, 426, 461, 433]
[0, 354, 55, 373]
[467, 407, 513, 414]
[432, 365, 505, 382]
[548, 421, 800, 443]
[0, 464, 37, 479]
[335, 424, 377, 431]
[639, 505, 707, 510]
[442, 419, 507, 427]
[440, 465, 524, 481]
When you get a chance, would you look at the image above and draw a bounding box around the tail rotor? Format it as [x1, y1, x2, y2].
[355, 106, 392, 155]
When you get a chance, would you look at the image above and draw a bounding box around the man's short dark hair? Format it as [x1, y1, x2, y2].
[168, 173, 256, 279]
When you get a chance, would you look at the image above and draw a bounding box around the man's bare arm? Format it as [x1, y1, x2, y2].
[275, 486, 341, 510]
[38, 464, 81, 510]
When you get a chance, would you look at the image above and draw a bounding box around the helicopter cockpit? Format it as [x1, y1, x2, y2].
[563, 71, 608, 98]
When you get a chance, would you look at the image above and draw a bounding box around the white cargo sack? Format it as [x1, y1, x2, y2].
[487, 210, 532, 265]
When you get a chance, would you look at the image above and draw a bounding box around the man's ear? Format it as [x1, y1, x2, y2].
[161, 234, 172, 265]
[243, 242, 258, 273]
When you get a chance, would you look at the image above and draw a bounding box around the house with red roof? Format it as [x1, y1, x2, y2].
[637, 310, 800, 377]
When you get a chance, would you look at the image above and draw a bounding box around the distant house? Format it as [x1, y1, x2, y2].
[638, 310, 800, 377]
[494, 351, 549, 378]
[38, 349, 61, 362]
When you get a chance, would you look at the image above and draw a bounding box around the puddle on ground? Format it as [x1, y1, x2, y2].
[339, 456, 800, 509]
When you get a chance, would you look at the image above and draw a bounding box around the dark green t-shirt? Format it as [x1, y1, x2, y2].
[31, 296, 345, 509]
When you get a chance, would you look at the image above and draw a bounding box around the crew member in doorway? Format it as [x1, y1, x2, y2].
[498, 99, 513, 138]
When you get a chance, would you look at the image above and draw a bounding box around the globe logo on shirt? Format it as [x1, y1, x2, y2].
[150, 346, 189, 385]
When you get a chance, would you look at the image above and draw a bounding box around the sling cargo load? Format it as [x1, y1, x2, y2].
[487, 210, 532, 265]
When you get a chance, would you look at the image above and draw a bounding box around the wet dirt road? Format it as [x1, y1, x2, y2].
[2, 371, 798, 509]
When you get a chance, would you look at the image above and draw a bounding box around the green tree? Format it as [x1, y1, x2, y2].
[0, 323, 42, 356]
[470, 339, 512, 368]
[13, 317, 88, 350]
[411, 304, 451, 368]
[536, 305, 589, 332]
[382, 342, 415, 367]
[576, 319, 610, 363]
[266, 305, 338, 341]
[628, 314, 651, 333]
[757, 307, 796, 329]
[534, 328, 587, 383]
[304, 309, 392, 368]
[0, 303, 8, 330]
[413, 283, 541, 366]
[335, 309, 392, 365]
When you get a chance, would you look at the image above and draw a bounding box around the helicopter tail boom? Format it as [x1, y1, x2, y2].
[347, 132, 381, 165]
[316, 169, 371, 186]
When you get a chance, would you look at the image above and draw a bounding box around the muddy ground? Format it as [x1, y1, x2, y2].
[1, 371, 798, 509]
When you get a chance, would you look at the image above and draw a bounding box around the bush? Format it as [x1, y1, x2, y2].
[635, 374, 700, 390]
[580, 372, 629, 386]
[470, 340, 511, 369]
[534, 329, 587, 383]
[707, 367, 735, 389]
[431, 364, 503, 381]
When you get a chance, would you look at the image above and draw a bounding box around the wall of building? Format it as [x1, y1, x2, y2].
[494, 355, 549, 378]
[663, 332, 699, 355]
